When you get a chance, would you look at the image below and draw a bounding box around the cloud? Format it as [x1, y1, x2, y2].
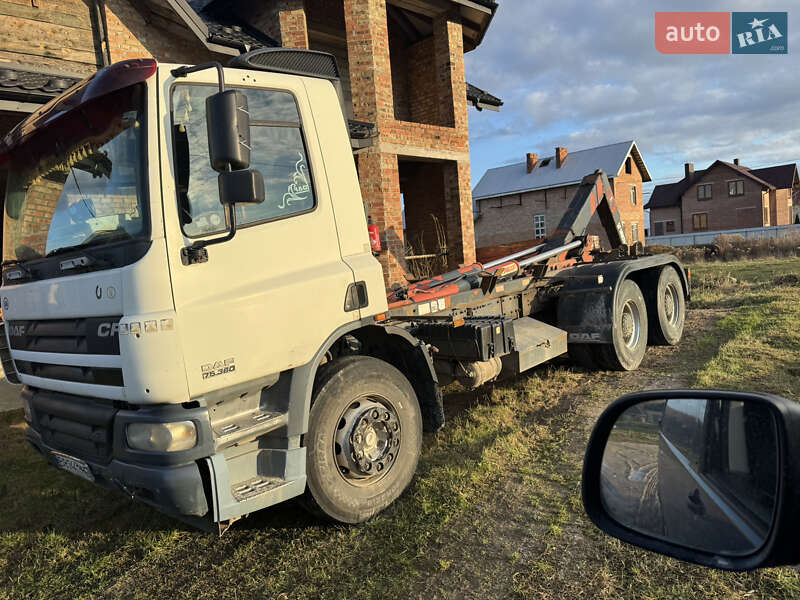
[465, 0, 800, 194]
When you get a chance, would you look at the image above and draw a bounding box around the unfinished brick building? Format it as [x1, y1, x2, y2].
[0, 0, 501, 286]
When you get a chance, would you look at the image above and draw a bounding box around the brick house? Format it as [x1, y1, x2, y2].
[0, 0, 502, 286]
[647, 159, 800, 235]
[472, 141, 651, 261]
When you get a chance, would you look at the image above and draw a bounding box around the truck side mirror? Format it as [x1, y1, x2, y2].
[218, 169, 265, 205]
[206, 90, 250, 172]
[582, 389, 800, 571]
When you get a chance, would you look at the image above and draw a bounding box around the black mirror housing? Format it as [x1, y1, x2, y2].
[218, 169, 265, 206]
[582, 389, 800, 571]
[206, 90, 250, 172]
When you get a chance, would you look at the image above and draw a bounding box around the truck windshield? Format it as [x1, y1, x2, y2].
[3, 83, 147, 264]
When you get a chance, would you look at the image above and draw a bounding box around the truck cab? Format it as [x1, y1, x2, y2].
[1, 55, 391, 529]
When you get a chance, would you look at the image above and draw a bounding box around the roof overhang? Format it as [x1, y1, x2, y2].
[387, 0, 497, 52]
[133, 0, 246, 56]
[0, 66, 83, 108]
[474, 179, 586, 201]
[623, 141, 652, 183]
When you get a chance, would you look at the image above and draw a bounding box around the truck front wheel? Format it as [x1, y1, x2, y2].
[303, 356, 422, 524]
[599, 279, 648, 371]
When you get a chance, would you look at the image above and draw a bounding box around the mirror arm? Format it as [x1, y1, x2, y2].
[180, 202, 237, 266]
[171, 62, 226, 93]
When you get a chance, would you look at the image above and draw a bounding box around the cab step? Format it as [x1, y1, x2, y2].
[231, 476, 285, 502]
[213, 410, 288, 449]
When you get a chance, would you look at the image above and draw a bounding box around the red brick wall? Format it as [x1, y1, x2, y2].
[407, 38, 439, 126]
[357, 152, 406, 284]
[608, 159, 646, 245]
[680, 163, 769, 232]
[476, 185, 575, 249]
[246, 0, 308, 49]
[476, 239, 541, 264]
[433, 12, 466, 130]
[104, 0, 218, 64]
[443, 160, 475, 269]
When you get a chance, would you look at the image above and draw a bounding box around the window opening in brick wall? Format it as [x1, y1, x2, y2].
[697, 183, 712, 200]
[631, 222, 639, 243]
[630, 185, 637, 205]
[386, 8, 451, 127]
[728, 180, 744, 196]
[692, 213, 708, 231]
[534, 214, 546, 238]
[666, 220, 676, 232]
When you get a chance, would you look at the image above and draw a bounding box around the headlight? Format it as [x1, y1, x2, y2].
[126, 421, 197, 452]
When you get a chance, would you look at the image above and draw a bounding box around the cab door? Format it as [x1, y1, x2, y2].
[158, 67, 355, 396]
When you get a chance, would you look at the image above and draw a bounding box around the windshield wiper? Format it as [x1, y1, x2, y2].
[45, 229, 132, 258]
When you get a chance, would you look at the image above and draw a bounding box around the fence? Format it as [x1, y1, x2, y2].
[648, 224, 800, 247]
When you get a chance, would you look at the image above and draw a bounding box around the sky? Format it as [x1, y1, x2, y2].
[464, 0, 800, 207]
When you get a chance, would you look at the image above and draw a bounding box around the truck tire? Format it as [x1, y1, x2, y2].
[302, 355, 422, 524]
[646, 266, 685, 346]
[598, 279, 648, 371]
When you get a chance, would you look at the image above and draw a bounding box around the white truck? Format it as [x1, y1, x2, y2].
[0, 50, 688, 532]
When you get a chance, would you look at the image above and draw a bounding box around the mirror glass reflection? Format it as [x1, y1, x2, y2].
[601, 398, 778, 556]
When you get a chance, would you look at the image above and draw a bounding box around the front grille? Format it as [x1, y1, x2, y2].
[27, 388, 117, 463]
[15, 361, 123, 386]
[7, 317, 122, 355]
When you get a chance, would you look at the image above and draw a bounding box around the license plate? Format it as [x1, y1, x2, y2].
[52, 451, 95, 483]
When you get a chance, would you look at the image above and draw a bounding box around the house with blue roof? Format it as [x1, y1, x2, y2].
[472, 141, 651, 259]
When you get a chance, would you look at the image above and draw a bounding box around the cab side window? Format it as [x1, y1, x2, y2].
[171, 84, 315, 237]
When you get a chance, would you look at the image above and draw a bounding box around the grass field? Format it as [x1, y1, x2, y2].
[1, 258, 799, 599]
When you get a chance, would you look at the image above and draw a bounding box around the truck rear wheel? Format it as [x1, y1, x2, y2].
[646, 266, 685, 346]
[302, 356, 422, 524]
[599, 279, 648, 371]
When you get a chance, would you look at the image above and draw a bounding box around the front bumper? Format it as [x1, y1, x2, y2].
[23, 387, 215, 519]
[26, 425, 209, 517]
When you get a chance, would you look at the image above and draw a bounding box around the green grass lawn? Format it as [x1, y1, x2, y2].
[1, 258, 799, 599]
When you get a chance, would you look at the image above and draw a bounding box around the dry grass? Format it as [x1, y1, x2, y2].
[0, 259, 799, 599]
[649, 232, 800, 264]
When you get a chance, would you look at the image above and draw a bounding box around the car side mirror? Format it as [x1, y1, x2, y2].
[582, 389, 800, 571]
[218, 169, 265, 206]
[206, 89, 250, 172]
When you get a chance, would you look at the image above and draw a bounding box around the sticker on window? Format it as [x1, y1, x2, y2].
[280, 153, 311, 210]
